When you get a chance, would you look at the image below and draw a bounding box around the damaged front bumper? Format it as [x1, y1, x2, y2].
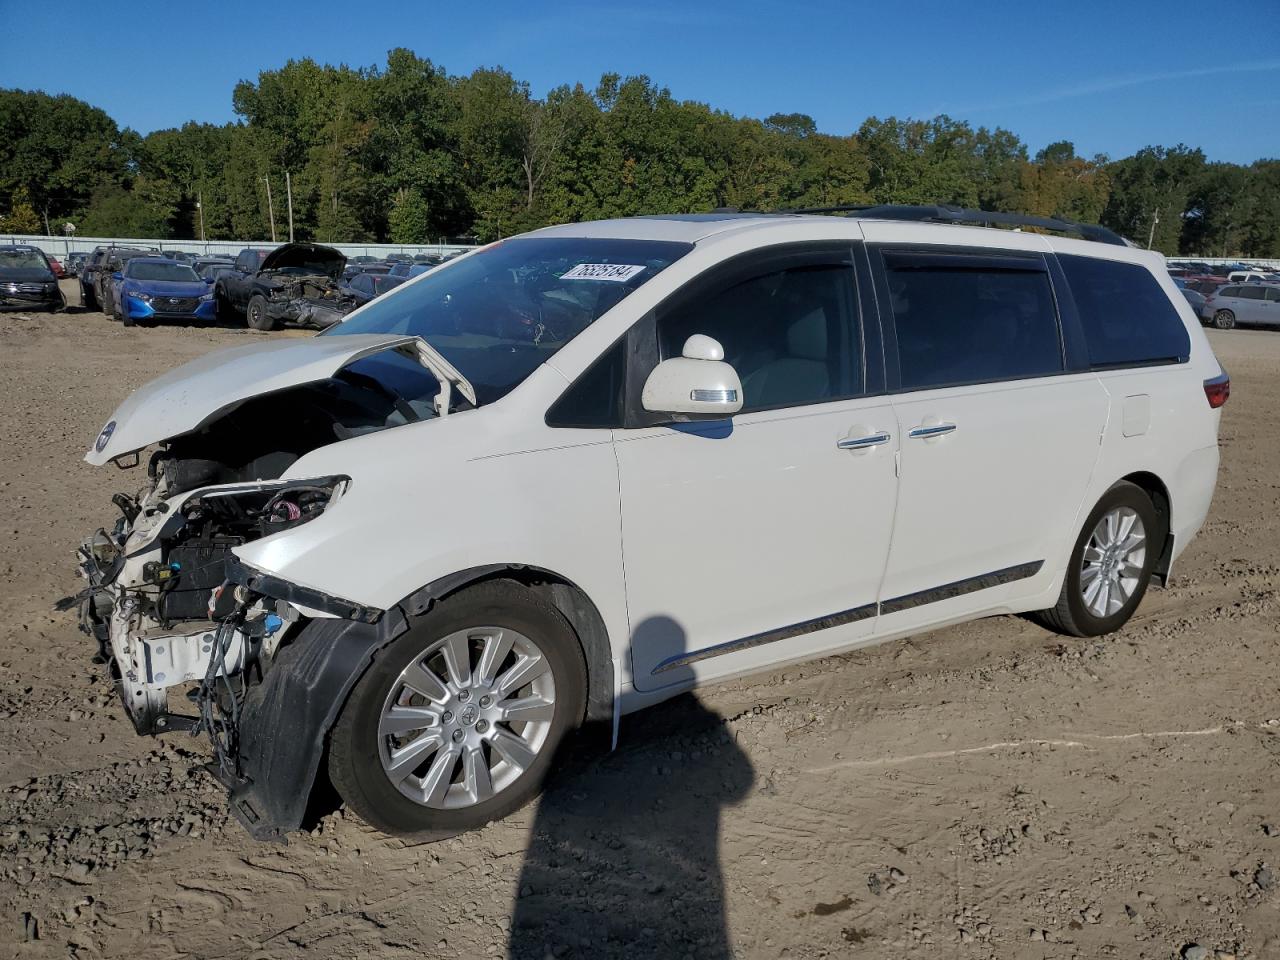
[266, 297, 351, 329]
[66, 475, 391, 839]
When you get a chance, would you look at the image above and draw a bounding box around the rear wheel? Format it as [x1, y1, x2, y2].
[328, 580, 586, 838]
[245, 294, 275, 331]
[1032, 481, 1161, 637]
[1213, 309, 1236, 330]
[81, 283, 97, 310]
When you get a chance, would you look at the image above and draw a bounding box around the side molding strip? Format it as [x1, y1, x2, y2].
[878, 560, 1044, 615]
[651, 602, 878, 674]
[650, 560, 1044, 675]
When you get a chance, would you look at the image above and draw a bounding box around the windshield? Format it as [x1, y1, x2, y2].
[0, 249, 48, 270]
[127, 260, 200, 282]
[327, 237, 690, 404]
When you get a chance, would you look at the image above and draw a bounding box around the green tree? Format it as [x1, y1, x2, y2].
[4, 186, 42, 233]
[389, 189, 431, 243]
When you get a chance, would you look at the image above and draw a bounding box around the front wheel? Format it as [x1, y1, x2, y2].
[1213, 309, 1236, 330]
[1032, 481, 1161, 637]
[328, 580, 586, 838]
[245, 294, 275, 331]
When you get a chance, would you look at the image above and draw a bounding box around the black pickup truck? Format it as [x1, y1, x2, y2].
[213, 242, 355, 330]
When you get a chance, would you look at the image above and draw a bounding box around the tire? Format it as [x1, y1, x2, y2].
[213, 286, 235, 324]
[245, 294, 276, 331]
[1212, 309, 1236, 330]
[1032, 481, 1162, 637]
[81, 283, 97, 311]
[328, 580, 587, 838]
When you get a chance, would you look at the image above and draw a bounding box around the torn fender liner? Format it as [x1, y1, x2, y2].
[230, 606, 407, 840]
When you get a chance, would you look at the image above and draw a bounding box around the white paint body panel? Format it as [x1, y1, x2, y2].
[86, 214, 1225, 723]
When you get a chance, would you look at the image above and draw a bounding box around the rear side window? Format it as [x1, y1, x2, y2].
[1058, 255, 1190, 368]
[1235, 286, 1265, 301]
[883, 254, 1063, 390]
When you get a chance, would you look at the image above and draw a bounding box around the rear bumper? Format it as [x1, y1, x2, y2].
[1168, 441, 1220, 571]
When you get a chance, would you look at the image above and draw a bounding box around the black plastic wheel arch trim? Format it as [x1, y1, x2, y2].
[652, 560, 1044, 674]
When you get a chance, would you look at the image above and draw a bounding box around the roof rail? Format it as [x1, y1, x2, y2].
[781, 203, 1129, 247]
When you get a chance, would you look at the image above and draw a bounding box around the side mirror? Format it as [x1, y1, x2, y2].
[641, 335, 743, 419]
[111, 271, 122, 281]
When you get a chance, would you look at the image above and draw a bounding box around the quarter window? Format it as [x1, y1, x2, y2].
[656, 262, 859, 412]
[1234, 286, 1265, 301]
[883, 255, 1063, 390]
[1058, 255, 1191, 367]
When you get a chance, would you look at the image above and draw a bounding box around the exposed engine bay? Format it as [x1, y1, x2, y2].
[261, 272, 353, 328]
[64, 340, 471, 804]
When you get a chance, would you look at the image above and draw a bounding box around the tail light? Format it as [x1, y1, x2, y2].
[1204, 371, 1230, 408]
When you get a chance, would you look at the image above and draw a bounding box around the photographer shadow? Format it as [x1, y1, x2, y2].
[508, 615, 753, 960]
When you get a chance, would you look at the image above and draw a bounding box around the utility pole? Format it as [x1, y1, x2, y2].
[285, 171, 295, 242]
[42, 207, 51, 237]
[262, 176, 277, 243]
[1146, 207, 1160, 250]
[196, 191, 206, 243]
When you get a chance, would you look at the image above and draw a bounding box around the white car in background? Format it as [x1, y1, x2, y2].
[71, 206, 1227, 839]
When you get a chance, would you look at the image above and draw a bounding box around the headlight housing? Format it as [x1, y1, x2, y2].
[179, 476, 350, 541]
[132, 291, 152, 303]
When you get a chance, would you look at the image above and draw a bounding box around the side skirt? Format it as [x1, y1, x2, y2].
[651, 560, 1044, 675]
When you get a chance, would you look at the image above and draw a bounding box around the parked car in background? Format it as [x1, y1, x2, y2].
[79, 247, 109, 307]
[213, 242, 354, 330]
[0, 245, 64, 311]
[163, 251, 197, 264]
[110, 257, 216, 326]
[339, 271, 405, 306]
[1184, 275, 1228, 297]
[349, 255, 380, 265]
[76, 207, 1226, 840]
[387, 261, 414, 278]
[340, 262, 391, 282]
[46, 254, 65, 278]
[1202, 283, 1280, 329]
[1180, 286, 1207, 316]
[94, 248, 158, 316]
[65, 252, 88, 277]
[1228, 270, 1274, 284]
[194, 257, 235, 280]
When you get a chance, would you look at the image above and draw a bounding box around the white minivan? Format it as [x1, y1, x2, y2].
[73, 207, 1227, 839]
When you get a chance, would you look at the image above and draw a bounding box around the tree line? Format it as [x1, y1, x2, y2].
[2, 48, 1277, 256]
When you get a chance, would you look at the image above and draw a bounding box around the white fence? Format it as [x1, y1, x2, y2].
[0, 233, 476, 261]
[1168, 256, 1280, 270]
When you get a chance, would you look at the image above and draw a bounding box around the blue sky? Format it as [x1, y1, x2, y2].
[6, 0, 1278, 163]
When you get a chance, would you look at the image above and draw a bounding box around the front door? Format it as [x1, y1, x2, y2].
[617, 245, 899, 692]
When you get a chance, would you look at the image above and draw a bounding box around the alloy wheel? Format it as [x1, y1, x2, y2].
[1080, 506, 1147, 618]
[377, 626, 556, 809]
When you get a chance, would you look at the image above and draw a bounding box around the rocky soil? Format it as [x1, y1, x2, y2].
[0, 283, 1278, 959]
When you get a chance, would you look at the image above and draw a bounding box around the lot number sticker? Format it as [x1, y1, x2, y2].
[560, 263, 646, 282]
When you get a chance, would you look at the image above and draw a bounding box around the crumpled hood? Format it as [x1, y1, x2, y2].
[86, 334, 433, 465]
[260, 242, 345, 280]
[124, 279, 210, 299]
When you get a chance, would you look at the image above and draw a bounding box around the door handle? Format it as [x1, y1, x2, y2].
[837, 431, 891, 450]
[908, 422, 957, 440]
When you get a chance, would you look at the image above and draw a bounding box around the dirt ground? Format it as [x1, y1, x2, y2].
[1, 279, 1278, 960]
